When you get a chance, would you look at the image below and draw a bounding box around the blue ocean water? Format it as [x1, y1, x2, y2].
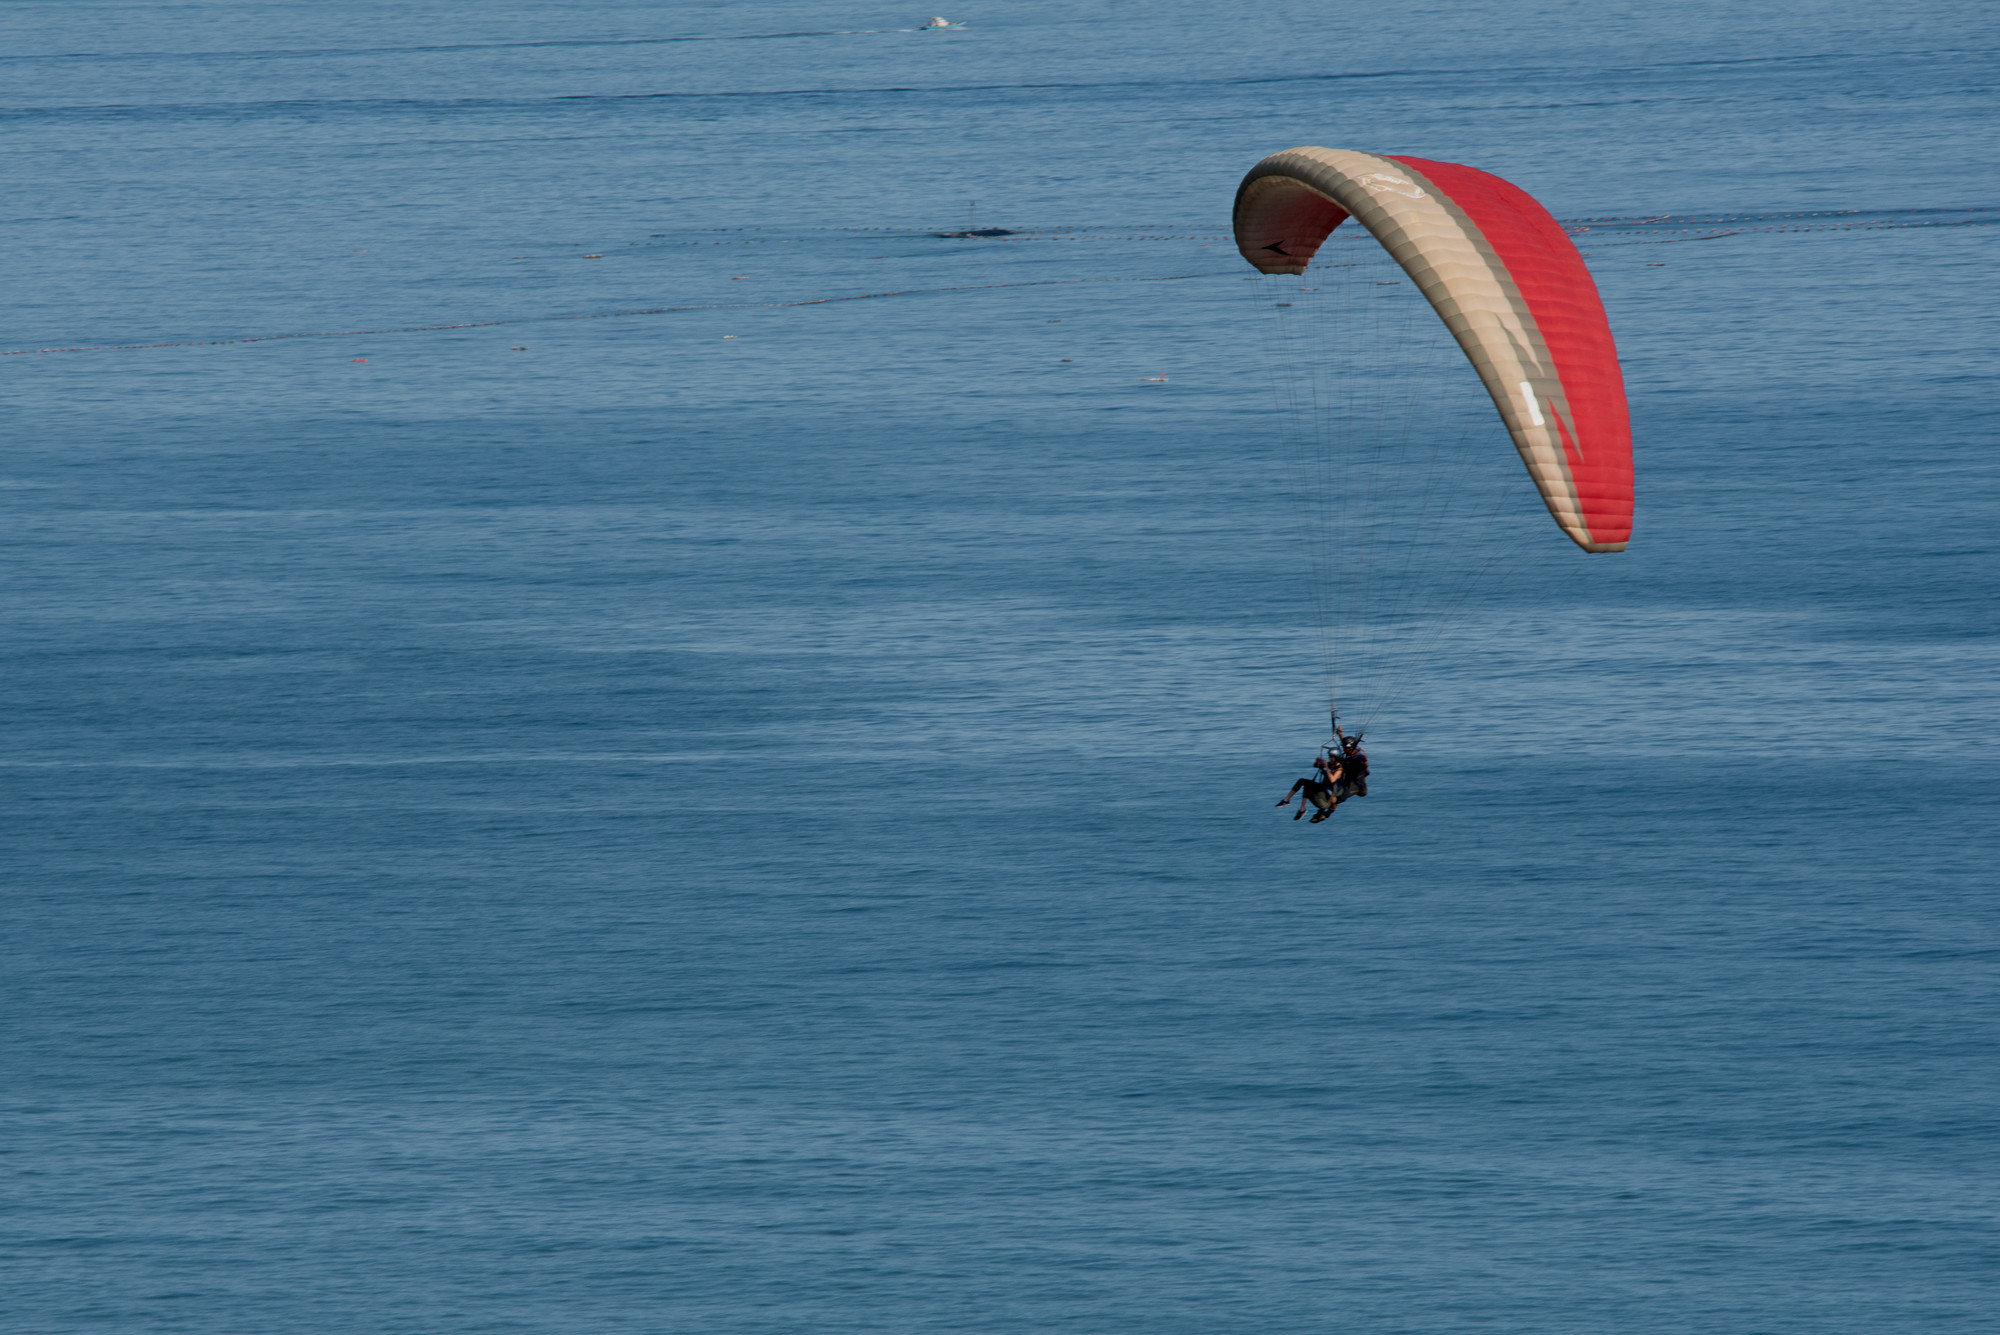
[5, 3, 1999, 1331]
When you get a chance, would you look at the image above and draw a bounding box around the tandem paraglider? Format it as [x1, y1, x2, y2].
[1232, 148, 1635, 817]
[1278, 719, 1371, 822]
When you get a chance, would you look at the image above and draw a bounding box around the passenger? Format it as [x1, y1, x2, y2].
[1313, 751, 1345, 817]
[1279, 752, 1342, 818]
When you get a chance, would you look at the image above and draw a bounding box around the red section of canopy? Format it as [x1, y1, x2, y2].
[1389, 157, 1634, 545]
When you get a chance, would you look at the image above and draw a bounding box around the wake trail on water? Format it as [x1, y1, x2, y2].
[10, 207, 1991, 357]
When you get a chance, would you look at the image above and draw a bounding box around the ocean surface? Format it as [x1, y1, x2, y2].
[5, 3, 1998, 1331]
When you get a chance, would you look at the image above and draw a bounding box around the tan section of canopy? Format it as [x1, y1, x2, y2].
[1234, 147, 1604, 549]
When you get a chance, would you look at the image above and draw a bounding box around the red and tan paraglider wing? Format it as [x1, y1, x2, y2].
[1233, 148, 1633, 551]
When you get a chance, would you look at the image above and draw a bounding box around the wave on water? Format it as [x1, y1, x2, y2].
[0, 27, 952, 66]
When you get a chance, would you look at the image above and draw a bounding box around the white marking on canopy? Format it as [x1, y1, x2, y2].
[1520, 382, 1546, 426]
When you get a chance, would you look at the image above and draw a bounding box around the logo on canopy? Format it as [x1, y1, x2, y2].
[1358, 172, 1427, 200]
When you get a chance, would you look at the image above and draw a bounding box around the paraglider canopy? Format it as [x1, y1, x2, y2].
[1234, 148, 1633, 551]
